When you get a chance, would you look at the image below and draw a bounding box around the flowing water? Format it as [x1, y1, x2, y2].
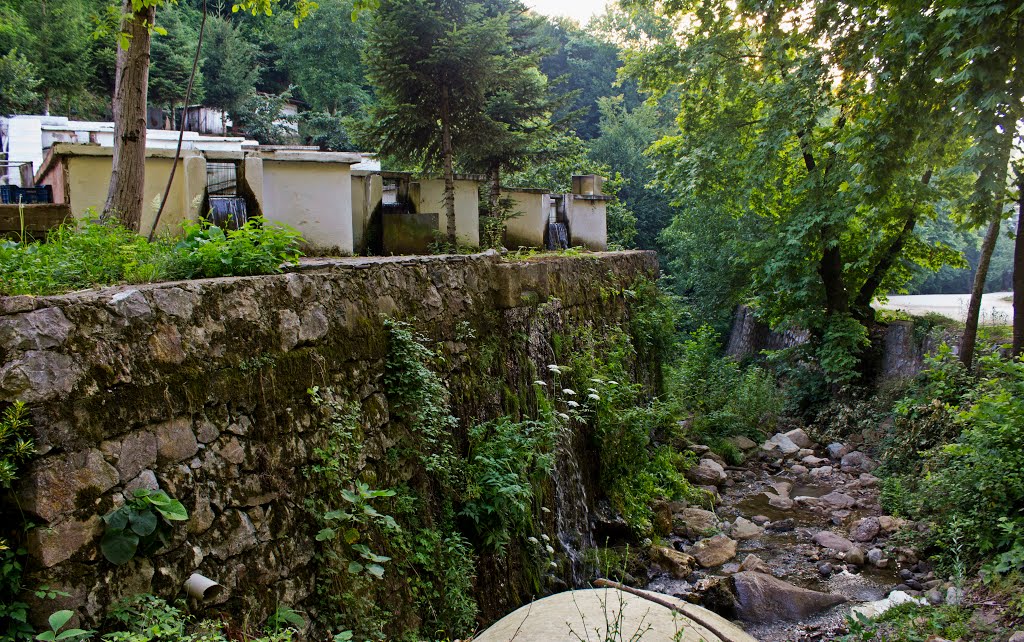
[551, 421, 595, 586]
[547, 222, 569, 250]
[208, 196, 248, 229]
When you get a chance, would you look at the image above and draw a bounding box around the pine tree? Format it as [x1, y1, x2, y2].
[202, 15, 259, 133]
[361, 0, 510, 244]
[464, 0, 563, 222]
[149, 6, 204, 127]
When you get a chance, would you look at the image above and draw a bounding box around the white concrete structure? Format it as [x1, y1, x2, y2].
[504, 188, 552, 249]
[565, 193, 611, 251]
[35, 143, 362, 254]
[260, 149, 361, 255]
[410, 176, 483, 248]
[1, 115, 258, 187]
[36, 144, 207, 237]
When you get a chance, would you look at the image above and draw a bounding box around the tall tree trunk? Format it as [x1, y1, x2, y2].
[1013, 169, 1024, 357]
[819, 240, 850, 317]
[960, 215, 1002, 369]
[103, 0, 155, 231]
[488, 160, 501, 218]
[440, 84, 456, 245]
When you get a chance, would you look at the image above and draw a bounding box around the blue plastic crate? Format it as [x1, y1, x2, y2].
[0, 185, 14, 204]
[14, 186, 53, 204]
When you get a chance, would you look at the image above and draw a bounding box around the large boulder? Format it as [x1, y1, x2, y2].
[691, 534, 738, 568]
[812, 530, 855, 552]
[649, 546, 697, 579]
[784, 428, 813, 449]
[731, 517, 764, 540]
[731, 571, 847, 623]
[819, 491, 857, 510]
[673, 507, 720, 539]
[727, 435, 758, 451]
[762, 433, 800, 455]
[849, 517, 881, 542]
[840, 451, 878, 473]
[687, 458, 727, 486]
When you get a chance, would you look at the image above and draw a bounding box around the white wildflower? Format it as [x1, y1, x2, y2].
[532, 380, 547, 387]
[566, 400, 580, 408]
[541, 534, 550, 541]
[588, 393, 601, 401]
[561, 388, 576, 396]
[557, 412, 570, 421]
[545, 545, 555, 555]
[527, 537, 539, 544]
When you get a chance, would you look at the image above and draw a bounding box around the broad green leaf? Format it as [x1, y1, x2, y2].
[154, 500, 188, 521]
[128, 510, 158, 537]
[100, 530, 139, 565]
[47, 611, 73, 632]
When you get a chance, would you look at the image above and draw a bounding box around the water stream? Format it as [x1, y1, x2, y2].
[551, 421, 594, 586]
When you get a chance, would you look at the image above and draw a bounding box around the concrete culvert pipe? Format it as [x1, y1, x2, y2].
[472, 585, 757, 642]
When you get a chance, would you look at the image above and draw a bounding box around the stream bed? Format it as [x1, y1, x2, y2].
[634, 433, 945, 641]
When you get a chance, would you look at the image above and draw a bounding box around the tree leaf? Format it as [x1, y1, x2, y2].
[347, 561, 364, 574]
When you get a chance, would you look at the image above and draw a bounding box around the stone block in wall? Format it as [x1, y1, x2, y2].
[27, 515, 102, 567]
[19, 449, 119, 522]
[155, 418, 199, 464]
[101, 430, 157, 481]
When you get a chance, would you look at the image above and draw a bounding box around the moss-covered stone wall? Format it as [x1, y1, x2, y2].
[0, 250, 659, 634]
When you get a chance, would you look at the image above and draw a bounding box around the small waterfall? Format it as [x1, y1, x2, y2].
[208, 196, 248, 229]
[551, 420, 594, 586]
[547, 222, 569, 250]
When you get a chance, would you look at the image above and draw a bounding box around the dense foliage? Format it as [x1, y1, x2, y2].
[0, 217, 303, 296]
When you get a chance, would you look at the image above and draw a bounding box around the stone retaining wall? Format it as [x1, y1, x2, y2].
[0, 250, 658, 629]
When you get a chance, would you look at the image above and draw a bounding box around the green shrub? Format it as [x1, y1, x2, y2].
[0, 217, 171, 295]
[887, 355, 1024, 571]
[0, 216, 303, 296]
[560, 326, 705, 532]
[668, 325, 783, 442]
[841, 601, 985, 642]
[461, 417, 555, 552]
[104, 594, 297, 642]
[171, 218, 303, 278]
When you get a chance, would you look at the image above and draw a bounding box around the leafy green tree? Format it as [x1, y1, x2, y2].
[537, 17, 640, 140]
[279, 0, 368, 115]
[623, 0, 965, 380]
[201, 15, 259, 132]
[360, 0, 509, 244]
[234, 90, 296, 144]
[0, 49, 39, 115]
